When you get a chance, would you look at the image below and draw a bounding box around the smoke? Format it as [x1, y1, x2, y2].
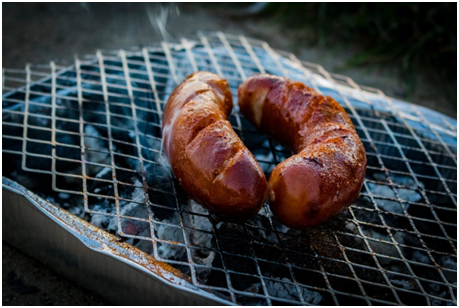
[144, 3, 180, 161]
[147, 3, 180, 43]
[79, 2, 91, 17]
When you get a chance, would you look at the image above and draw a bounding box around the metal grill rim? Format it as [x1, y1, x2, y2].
[2, 31, 457, 306]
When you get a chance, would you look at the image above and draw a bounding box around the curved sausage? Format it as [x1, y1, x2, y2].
[238, 74, 367, 228]
[162, 72, 267, 221]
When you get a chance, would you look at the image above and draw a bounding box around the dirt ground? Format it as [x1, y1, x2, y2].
[2, 243, 109, 305]
[3, 3, 456, 117]
[2, 2, 456, 306]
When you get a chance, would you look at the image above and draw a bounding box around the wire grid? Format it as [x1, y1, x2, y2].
[2, 32, 457, 305]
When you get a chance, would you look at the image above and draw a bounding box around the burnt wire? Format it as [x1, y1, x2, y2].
[2, 32, 456, 306]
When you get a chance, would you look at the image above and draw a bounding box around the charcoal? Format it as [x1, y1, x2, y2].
[2, 39, 456, 306]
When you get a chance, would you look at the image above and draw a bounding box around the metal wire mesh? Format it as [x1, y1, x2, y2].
[2, 32, 457, 305]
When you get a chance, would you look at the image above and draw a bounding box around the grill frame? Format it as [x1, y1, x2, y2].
[2, 31, 457, 305]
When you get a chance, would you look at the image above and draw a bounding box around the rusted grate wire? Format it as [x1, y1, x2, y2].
[2, 32, 457, 305]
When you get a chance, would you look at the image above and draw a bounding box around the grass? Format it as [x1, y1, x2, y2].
[262, 3, 456, 105]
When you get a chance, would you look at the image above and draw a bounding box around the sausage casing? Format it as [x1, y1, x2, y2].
[162, 72, 267, 220]
[238, 74, 367, 228]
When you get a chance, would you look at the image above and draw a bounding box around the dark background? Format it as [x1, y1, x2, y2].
[3, 3, 456, 117]
[2, 2, 457, 305]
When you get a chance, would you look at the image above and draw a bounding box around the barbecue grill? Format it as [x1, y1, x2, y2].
[3, 32, 457, 305]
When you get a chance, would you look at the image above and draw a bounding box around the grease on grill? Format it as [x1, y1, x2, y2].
[2, 34, 457, 305]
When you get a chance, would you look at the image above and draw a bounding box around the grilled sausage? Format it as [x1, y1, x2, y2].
[238, 74, 367, 228]
[162, 72, 267, 220]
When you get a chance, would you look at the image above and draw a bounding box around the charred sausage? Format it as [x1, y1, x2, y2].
[162, 72, 267, 220]
[238, 74, 367, 228]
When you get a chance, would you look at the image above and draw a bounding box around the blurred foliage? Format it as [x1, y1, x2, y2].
[264, 3, 456, 97]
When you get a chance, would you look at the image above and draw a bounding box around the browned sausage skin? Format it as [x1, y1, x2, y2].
[238, 74, 367, 228]
[162, 72, 267, 220]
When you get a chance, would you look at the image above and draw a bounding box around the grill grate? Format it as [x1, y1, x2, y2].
[2, 32, 457, 305]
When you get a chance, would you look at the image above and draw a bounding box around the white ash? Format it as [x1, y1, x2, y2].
[145, 157, 184, 260]
[437, 256, 456, 285]
[45, 195, 85, 218]
[345, 218, 405, 258]
[60, 125, 116, 188]
[184, 200, 216, 281]
[369, 173, 424, 214]
[386, 248, 455, 302]
[428, 283, 452, 306]
[155, 219, 185, 260]
[300, 285, 323, 305]
[85, 159, 217, 277]
[68, 205, 84, 217]
[82, 151, 450, 304]
[95, 167, 111, 179]
[412, 250, 430, 264]
[154, 199, 216, 280]
[83, 125, 116, 175]
[84, 125, 106, 154]
[391, 279, 415, 290]
[367, 182, 411, 213]
[345, 213, 454, 303]
[247, 215, 280, 244]
[345, 221, 357, 233]
[244, 282, 261, 294]
[90, 179, 152, 252]
[93, 188, 102, 194]
[43, 195, 57, 207]
[266, 278, 322, 304]
[58, 192, 70, 199]
[90, 212, 117, 231]
[266, 278, 297, 301]
[438, 255, 457, 270]
[184, 200, 213, 243]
